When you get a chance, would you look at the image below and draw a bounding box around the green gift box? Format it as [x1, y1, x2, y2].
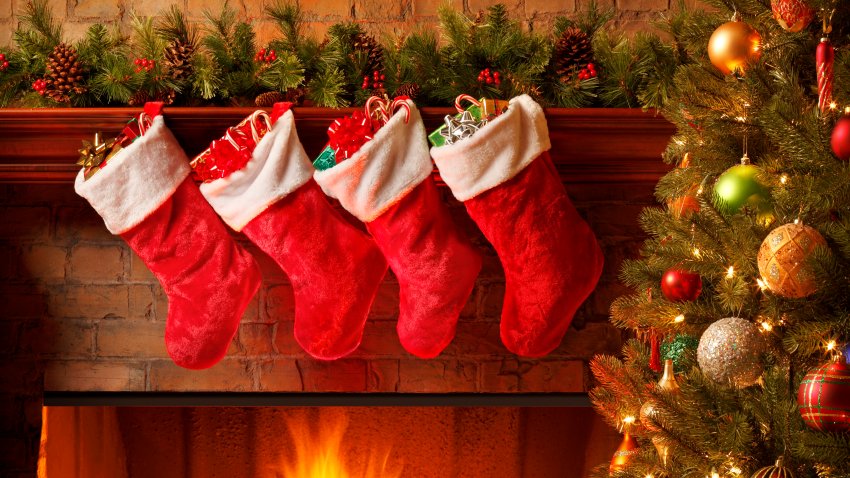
[313, 145, 337, 171]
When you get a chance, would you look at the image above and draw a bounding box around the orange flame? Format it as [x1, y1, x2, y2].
[275, 412, 402, 478]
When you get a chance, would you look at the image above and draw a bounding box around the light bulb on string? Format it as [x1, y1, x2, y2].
[761, 321, 773, 332]
[726, 266, 735, 278]
[673, 314, 686, 324]
[780, 174, 788, 185]
[756, 278, 768, 291]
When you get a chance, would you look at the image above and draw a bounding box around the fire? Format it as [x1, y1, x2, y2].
[275, 412, 402, 478]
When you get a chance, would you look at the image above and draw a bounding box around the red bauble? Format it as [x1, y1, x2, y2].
[798, 358, 850, 432]
[770, 0, 814, 32]
[831, 116, 850, 161]
[661, 268, 702, 302]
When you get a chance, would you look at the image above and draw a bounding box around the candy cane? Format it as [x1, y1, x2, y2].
[365, 96, 390, 125]
[454, 94, 481, 114]
[390, 98, 411, 124]
[137, 112, 153, 136]
[248, 110, 272, 144]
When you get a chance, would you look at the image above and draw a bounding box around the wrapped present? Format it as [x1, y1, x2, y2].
[191, 110, 272, 182]
[428, 95, 508, 147]
[313, 145, 337, 171]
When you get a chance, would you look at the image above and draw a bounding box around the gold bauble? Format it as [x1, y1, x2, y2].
[609, 430, 639, 472]
[757, 223, 826, 298]
[651, 436, 670, 466]
[640, 400, 660, 432]
[707, 21, 762, 75]
[657, 359, 680, 393]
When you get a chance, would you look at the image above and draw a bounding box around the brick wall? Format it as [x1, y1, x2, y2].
[0, 170, 652, 474]
[0, 0, 685, 48]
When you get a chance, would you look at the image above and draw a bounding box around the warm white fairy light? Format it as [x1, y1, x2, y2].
[711, 471, 720, 478]
[760, 321, 773, 332]
[780, 174, 788, 185]
[693, 247, 702, 258]
[729, 466, 742, 475]
[756, 278, 768, 291]
[829, 101, 838, 110]
[674, 314, 686, 324]
[827, 340, 837, 351]
[736, 116, 747, 123]
[726, 266, 735, 278]
[623, 415, 636, 424]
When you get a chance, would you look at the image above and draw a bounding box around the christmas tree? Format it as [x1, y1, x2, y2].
[590, 0, 850, 476]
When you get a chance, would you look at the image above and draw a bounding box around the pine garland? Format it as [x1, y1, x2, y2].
[0, 0, 677, 108]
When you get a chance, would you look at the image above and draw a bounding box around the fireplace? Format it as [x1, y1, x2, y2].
[0, 107, 673, 476]
[38, 406, 618, 478]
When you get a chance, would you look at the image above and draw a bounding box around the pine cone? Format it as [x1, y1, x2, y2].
[255, 91, 286, 107]
[552, 27, 594, 80]
[285, 87, 307, 106]
[351, 32, 383, 74]
[44, 42, 87, 103]
[393, 82, 420, 100]
[127, 90, 150, 107]
[164, 39, 194, 81]
[156, 88, 176, 105]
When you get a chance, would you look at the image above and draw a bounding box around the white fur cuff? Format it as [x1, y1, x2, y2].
[74, 116, 191, 235]
[313, 101, 433, 223]
[430, 94, 551, 202]
[199, 110, 313, 231]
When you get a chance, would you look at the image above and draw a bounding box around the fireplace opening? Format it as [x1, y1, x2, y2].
[37, 406, 619, 477]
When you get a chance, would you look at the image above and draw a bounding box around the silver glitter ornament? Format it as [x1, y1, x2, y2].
[696, 317, 767, 388]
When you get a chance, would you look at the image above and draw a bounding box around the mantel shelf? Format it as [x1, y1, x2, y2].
[0, 107, 674, 184]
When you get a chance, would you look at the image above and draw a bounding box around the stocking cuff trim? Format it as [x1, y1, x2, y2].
[430, 94, 550, 201]
[314, 101, 433, 222]
[74, 116, 191, 234]
[199, 110, 313, 231]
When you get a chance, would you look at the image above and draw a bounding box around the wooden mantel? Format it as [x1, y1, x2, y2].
[0, 107, 674, 184]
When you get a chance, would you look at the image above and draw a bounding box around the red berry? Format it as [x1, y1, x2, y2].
[373, 71, 380, 78]
[378, 82, 384, 88]
[259, 48, 265, 55]
[134, 58, 141, 65]
[484, 68, 490, 73]
[485, 77, 493, 84]
[364, 76, 369, 81]
[494, 78, 501, 85]
[0, 53, 5, 60]
[493, 71, 500, 78]
[587, 63, 594, 69]
[380, 74, 386, 81]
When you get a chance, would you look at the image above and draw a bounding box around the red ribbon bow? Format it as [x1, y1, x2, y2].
[327, 111, 375, 160]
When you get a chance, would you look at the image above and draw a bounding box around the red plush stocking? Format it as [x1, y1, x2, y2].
[314, 101, 481, 358]
[199, 107, 388, 360]
[431, 95, 604, 357]
[75, 112, 261, 369]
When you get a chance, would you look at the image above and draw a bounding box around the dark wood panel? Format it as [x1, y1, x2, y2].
[0, 107, 674, 184]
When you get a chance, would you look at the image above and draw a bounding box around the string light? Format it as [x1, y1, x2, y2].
[756, 278, 768, 291]
[760, 321, 773, 332]
[829, 101, 838, 110]
[674, 314, 686, 324]
[693, 247, 702, 258]
[780, 174, 788, 185]
[623, 415, 636, 424]
[729, 466, 743, 475]
[827, 340, 837, 351]
[726, 266, 735, 278]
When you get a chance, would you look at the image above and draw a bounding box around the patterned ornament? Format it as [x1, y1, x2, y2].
[713, 163, 771, 216]
[707, 19, 762, 75]
[831, 115, 850, 161]
[797, 357, 850, 432]
[697, 317, 767, 388]
[771, 0, 814, 32]
[661, 334, 699, 372]
[752, 457, 795, 478]
[757, 223, 826, 298]
[661, 268, 702, 302]
[817, 38, 834, 113]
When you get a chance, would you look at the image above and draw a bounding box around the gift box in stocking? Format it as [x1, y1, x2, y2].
[198, 106, 388, 360]
[431, 94, 604, 357]
[314, 101, 482, 358]
[74, 110, 262, 370]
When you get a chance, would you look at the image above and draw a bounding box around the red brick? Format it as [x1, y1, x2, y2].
[0, 1, 11, 19]
[17, 244, 66, 282]
[72, 0, 119, 17]
[0, 361, 40, 393]
[369, 281, 400, 318]
[273, 320, 305, 357]
[413, 0, 462, 16]
[443, 321, 503, 356]
[0, 321, 19, 355]
[298, 359, 368, 392]
[0, 207, 49, 240]
[480, 283, 504, 320]
[256, 359, 303, 391]
[2, 285, 46, 318]
[233, 323, 275, 357]
[551, 322, 623, 359]
[48, 285, 128, 318]
[526, 0, 575, 14]
[0, 437, 29, 471]
[96, 318, 168, 358]
[149, 359, 255, 391]
[301, 0, 352, 19]
[55, 206, 115, 242]
[67, 244, 125, 283]
[44, 361, 145, 391]
[265, 284, 295, 321]
[18, 318, 93, 357]
[353, 320, 407, 357]
[367, 359, 399, 391]
[518, 360, 585, 392]
[354, 0, 406, 19]
[398, 360, 477, 392]
[129, 285, 155, 320]
[480, 359, 521, 392]
[617, 0, 669, 10]
[129, 252, 156, 282]
[467, 0, 522, 14]
[0, 395, 20, 433]
[478, 252, 504, 281]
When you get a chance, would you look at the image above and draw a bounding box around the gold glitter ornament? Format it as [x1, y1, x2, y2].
[757, 223, 826, 298]
[696, 317, 767, 388]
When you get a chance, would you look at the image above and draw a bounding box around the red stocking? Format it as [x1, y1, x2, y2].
[200, 108, 388, 360]
[431, 95, 603, 357]
[314, 101, 481, 358]
[75, 114, 261, 369]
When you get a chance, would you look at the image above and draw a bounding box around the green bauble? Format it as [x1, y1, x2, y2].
[713, 164, 772, 215]
[660, 334, 698, 372]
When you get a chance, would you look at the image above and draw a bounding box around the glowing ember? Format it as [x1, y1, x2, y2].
[276, 413, 402, 478]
